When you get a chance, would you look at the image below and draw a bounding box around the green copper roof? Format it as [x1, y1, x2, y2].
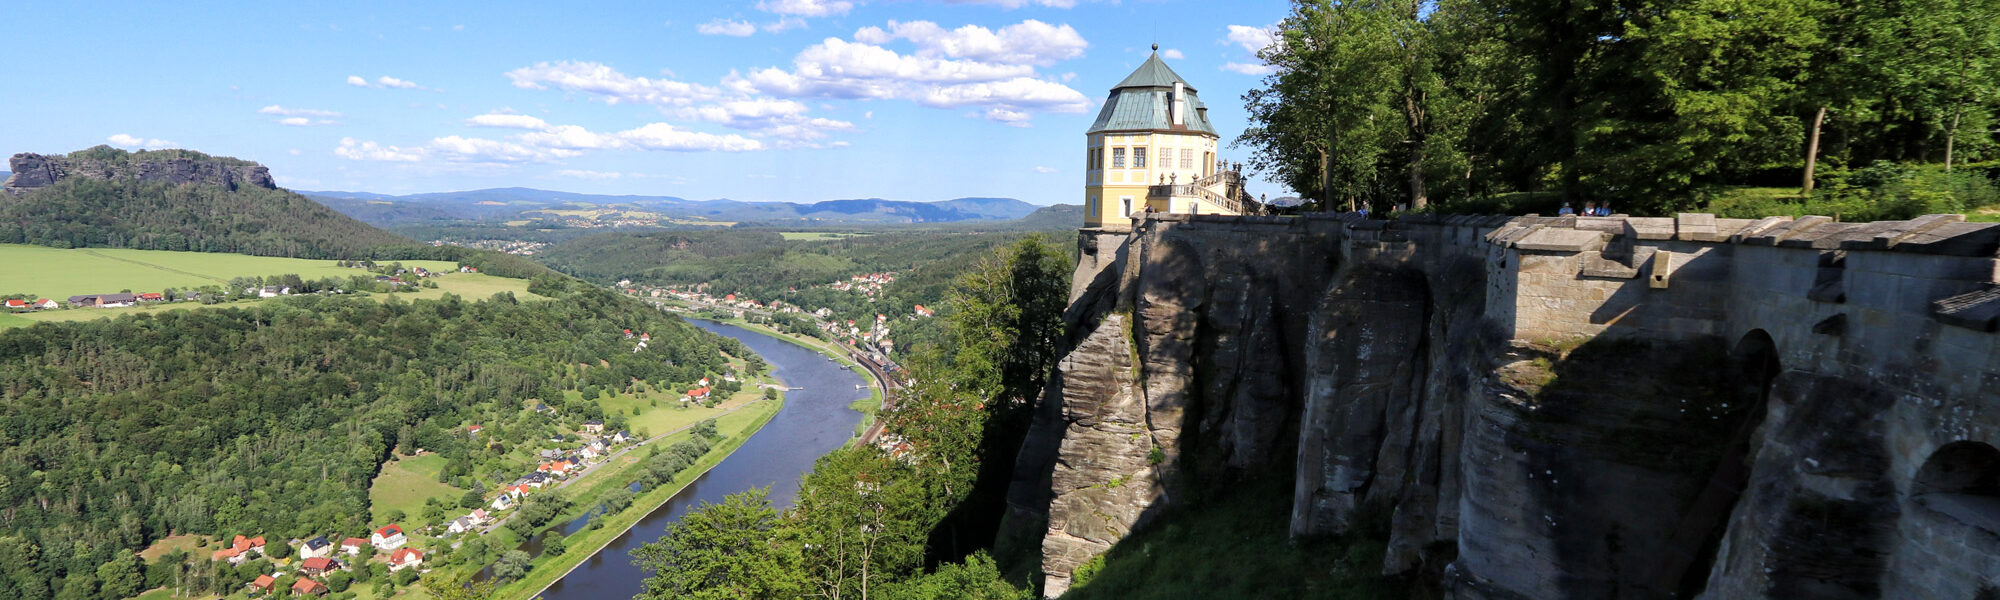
[1087, 49, 1218, 136]
[1113, 49, 1196, 91]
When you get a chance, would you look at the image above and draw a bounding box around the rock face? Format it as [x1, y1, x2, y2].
[5, 148, 276, 193]
[1012, 212, 2000, 598]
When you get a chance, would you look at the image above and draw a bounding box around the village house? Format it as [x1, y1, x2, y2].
[492, 493, 517, 511]
[138, 292, 164, 301]
[340, 537, 366, 556]
[447, 516, 475, 535]
[582, 420, 605, 434]
[466, 424, 483, 436]
[538, 460, 575, 478]
[211, 535, 266, 564]
[300, 536, 334, 559]
[248, 574, 277, 594]
[32, 299, 57, 310]
[388, 548, 425, 572]
[370, 524, 407, 550]
[299, 556, 338, 576]
[470, 508, 490, 524]
[4, 299, 27, 311]
[611, 430, 632, 444]
[291, 577, 328, 597]
[579, 445, 601, 461]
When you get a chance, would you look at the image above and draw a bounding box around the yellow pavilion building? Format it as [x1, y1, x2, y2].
[1083, 45, 1255, 229]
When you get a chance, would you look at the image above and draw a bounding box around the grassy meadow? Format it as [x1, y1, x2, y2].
[0, 243, 460, 300]
[368, 453, 464, 525]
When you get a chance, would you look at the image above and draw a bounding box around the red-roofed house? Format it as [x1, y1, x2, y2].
[389, 548, 425, 571]
[470, 508, 490, 524]
[139, 292, 164, 301]
[292, 577, 327, 596]
[688, 387, 711, 400]
[248, 574, 277, 594]
[370, 524, 407, 550]
[3, 299, 26, 310]
[538, 460, 574, 477]
[299, 556, 337, 575]
[210, 535, 266, 564]
[340, 537, 367, 556]
[32, 299, 57, 310]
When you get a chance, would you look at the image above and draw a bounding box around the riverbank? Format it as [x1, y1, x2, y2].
[499, 397, 783, 600]
[696, 316, 888, 437]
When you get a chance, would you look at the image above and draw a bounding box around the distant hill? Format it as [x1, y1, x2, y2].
[0, 147, 557, 278]
[301, 186, 1043, 227]
[2, 147, 411, 258]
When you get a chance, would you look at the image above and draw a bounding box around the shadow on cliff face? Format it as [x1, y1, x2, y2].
[1484, 333, 1775, 599]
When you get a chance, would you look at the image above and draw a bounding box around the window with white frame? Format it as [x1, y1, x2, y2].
[1121, 197, 1132, 216]
[1112, 148, 1126, 168]
[1134, 147, 1147, 169]
[1181, 148, 1194, 170]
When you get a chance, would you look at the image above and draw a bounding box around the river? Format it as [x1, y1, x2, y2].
[531, 319, 870, 600]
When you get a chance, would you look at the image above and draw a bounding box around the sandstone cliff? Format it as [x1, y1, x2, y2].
[1014, 212, 2000, 599]
[5, 146, 275, 193]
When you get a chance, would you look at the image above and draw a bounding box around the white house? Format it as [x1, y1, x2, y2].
[388, 548, 425, 572]
[299, 536, 334, 560]
[491, 494, 515, 511]
[370, 524, 407, 551]
[447, 517, 474, 535]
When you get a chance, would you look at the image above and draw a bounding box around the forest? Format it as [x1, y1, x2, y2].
[1242, 0, 2000, 218]
[0, 284, 740, 600]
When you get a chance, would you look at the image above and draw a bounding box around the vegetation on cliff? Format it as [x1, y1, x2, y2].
[1241, 0, 2000, 216]
[632, 235, 1070, 598]
[0, 285, 740, 600]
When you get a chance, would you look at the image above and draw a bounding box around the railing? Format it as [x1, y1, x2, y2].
[1148, 183, 1245, 214]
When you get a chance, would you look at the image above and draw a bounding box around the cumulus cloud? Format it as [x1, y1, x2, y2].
[1162, 48, 1185, 59]
[723, 37, 1089, 118]
[107, 134, 177, 149]
[756, 0, 852, 17]
[278, 117, 339, 127]
[260, 105, 343, 118]
[346, 75, 370, 87]
[464, 112, 552, 129]
[943, 0, 1079, 7]
[851, 19, 1088, 66]
[983, 107, 1033, 127]
[1033, 165, 1058, 173]
[699, 19, 757, 36]
[506, 61, 721, 106]
[335, 138, 422, 162]
[1225, 24, 1277, 54]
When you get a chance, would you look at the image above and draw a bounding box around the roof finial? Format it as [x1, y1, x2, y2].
[1151, 43, 1160, 53]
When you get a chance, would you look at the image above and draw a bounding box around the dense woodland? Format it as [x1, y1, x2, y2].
[1243, 0, 2000, 218]
[632, 235, 1074, 599]
[0, 285, 740, 600]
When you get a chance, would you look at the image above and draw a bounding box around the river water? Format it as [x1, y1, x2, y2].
[531, 319, 869, 600]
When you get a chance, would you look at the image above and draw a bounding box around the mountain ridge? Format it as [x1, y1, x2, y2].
[301, 187, 1044, 227]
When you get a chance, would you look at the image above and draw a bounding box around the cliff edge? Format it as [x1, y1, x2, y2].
[5, 145, 276, 193]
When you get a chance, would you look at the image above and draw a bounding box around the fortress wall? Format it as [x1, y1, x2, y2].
[1019, 211, 2000, 598]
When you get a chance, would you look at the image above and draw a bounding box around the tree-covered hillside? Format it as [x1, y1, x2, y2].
[0, 286, 738, 600]
[0, 177, 412, 258]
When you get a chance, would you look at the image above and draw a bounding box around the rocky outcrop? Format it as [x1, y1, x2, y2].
[5, 147, 275, 193]
[1015, 212, 2000, 599]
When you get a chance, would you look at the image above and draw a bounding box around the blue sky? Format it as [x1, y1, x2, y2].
[0, 0, 1288, 205]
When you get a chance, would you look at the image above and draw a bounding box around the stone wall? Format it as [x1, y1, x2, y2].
[1012, 211, 2000, 599]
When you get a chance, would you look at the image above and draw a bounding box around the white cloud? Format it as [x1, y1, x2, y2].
[429, 135, 575, 162]
[983, 107, 1033, 127]
[699, 19, 757, 36]
[259, 105, 343, 118]
[1033, 165, 1057, 173]
[1225, 24, 1277, 54]
[335, 138, 422, 162]
[464, 112, 552, 129]
[1222, 62, 1275, 76]
[106, 134, 177, 149]
[377, 76, 423, 89]
[278, 117, 339, 127]
[1162, 48, 1185, 60]
[348, 75, 429, 90]
[506, 61, 721, 106]
[557, 169, 623, 179]
[756, 0, 851, 17]
[852, 19, 1088, 66]
[618, 123, 766, 151]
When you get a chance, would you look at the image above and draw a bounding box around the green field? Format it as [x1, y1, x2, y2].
[368, 453, 464, 525]
[0, 244, 460, 300]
